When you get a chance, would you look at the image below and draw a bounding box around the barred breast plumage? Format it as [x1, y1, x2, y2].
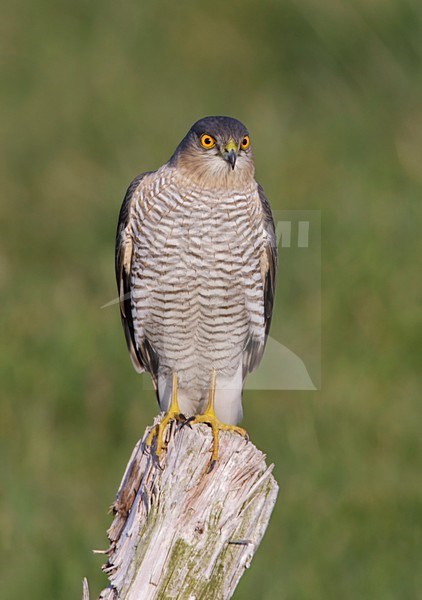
[116, 116, 277, 426]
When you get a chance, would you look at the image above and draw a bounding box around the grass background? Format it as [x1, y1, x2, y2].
[1, 0, 421, 598]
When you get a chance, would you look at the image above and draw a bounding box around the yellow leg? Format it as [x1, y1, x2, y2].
[146, 373, 184, 457]
[187, 369, 248, 471]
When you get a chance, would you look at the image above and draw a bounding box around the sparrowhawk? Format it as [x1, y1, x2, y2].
[116, 116, 277, 463]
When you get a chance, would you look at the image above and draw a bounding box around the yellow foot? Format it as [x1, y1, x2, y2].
[145, 373, 185, 458]
[185, 370, 248, 472]
[186, 414, 248, 471]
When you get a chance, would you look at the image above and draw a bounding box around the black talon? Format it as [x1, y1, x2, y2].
[175, 414, 186, 430]
[207, 459, 216, 474]
[181, 416, 194, 429]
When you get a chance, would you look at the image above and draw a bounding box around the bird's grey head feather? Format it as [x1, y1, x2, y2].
[169, 116, 255, 188]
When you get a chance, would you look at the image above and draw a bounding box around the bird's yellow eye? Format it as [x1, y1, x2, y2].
[200, 133, 216, 149]
[240, 135, 250, 150]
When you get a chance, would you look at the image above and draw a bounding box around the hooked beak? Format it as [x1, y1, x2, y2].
[223, 139, 238, 170]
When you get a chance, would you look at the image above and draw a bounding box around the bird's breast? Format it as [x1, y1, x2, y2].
[130, 172, 266, 380]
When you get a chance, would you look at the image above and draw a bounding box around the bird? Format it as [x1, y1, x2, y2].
[115, 116, 277, 465]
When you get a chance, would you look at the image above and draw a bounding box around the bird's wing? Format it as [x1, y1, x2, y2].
[115, 172, 159, 385]
[243, 184, 278, 375]
[258, 183, 277, 337]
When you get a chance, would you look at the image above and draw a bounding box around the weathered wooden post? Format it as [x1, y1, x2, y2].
[84, 416, 278, 599]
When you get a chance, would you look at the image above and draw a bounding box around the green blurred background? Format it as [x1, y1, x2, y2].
[1, 0, 420, 598]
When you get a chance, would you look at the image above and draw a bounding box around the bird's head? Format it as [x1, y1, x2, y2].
[170, 116, 255, 188]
